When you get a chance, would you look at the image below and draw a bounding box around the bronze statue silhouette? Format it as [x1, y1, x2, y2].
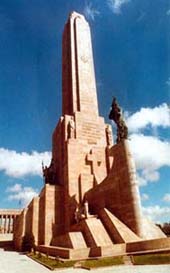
[42, 159, 57, 185]
[109, 97, 128, 143]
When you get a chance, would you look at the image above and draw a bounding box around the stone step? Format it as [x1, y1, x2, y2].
[37, 245, 90, 260]
[98, 208, 141, 243]
[51, 231, 87, 249]
[80, 218, 113, 247]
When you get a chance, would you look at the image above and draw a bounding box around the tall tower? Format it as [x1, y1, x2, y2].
[52, 12, 143, 236]
[62, 12, 99, 116]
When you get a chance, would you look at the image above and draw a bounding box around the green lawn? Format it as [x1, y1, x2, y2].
[133, 253, 170, 265]
[28, 253, 75, 269]
[83, 256, 124, 268]
[28, 252, 170, 269]
[28, 253, 124, 269]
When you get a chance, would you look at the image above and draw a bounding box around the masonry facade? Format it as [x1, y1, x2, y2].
[13, 12, 169, 259]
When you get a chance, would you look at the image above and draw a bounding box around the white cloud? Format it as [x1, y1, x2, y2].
[163, 193, 170, 203]
[129, 134, 170, 171]
[137, 170, 159, 187]
[84, 2, 100, 21]
[129, 134, 170, 186]
[141, 193, 149, 201]
[6, 183, 22, 192]
[141, 169, 160, 182]
[125, 103, 170, 187]
[136, 173, 147, 186]
[107, 0, 131, 14]
[142, 205, 170, 223]
[126, 103, 170, 133]
[7, 183, 38, 207]
[0, 148, 51, 178]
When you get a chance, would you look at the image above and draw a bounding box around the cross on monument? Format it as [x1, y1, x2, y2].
[86, 150, 102, 178]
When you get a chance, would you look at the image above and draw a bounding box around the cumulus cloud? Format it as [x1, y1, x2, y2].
[84, 2, 100, 21]
[6, 183, 38, 207]
[0, 148, 51, 178]
[128, 134, 170, 186]
[107, 0, 131, 14]
[126, 104, 170, 187]
[136, 173, 147, 187]
[142, 205, 170, 223]
[129, 134, 170, 170]
[6, 183, 22, 192]
[126, 103, 170, 133]
[163, 193, 170, 203]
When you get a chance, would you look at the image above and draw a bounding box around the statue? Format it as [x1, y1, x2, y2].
[67, 117, 75, 139]
[105, 125, 113, 146]
[74, 201, 90, 223]
[42, 159, 56, 185]
[109, 97, 128, 143]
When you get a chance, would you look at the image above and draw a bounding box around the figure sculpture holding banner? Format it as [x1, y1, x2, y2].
[109, 97, 128, 143]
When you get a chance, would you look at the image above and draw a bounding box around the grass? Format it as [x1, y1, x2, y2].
[28, 253, 75, 269]
[133, 253, 170, 265]
[83, 256, 124, 268]
[28, 253, 124, 269]
[28, 252, 170, 269]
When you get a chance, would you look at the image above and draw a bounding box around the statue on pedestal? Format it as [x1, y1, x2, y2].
[42, 159, 57, 185]
[109, 97, 128, 143]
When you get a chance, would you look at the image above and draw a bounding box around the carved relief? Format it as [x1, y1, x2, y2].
[67, 117, 75, 139]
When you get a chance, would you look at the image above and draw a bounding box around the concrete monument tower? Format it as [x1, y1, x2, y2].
[13, 12, 168, 259]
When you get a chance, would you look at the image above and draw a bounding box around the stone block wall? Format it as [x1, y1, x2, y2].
[13, 208, 27, 250]
[25, 197, 39, 245]
[13, 185, 62, 250]
[38, 184, 56, 245]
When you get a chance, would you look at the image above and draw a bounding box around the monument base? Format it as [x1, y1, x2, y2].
[36, 237, 170, 260]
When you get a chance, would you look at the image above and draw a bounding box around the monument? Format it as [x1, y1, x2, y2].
[13, 12, 169, 259]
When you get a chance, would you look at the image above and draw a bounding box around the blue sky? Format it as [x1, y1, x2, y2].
[0, 0, 169, 223]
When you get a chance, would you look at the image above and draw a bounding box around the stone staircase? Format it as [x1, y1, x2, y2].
[37, 208, 170, 259]
[77, 217, 113, 247]
[50, 208, 141, 256]
[98, 208, 141, 243]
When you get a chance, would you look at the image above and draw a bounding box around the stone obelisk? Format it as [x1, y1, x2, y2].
[53, 12, 143, 235]
[62, 12, 99, 116]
